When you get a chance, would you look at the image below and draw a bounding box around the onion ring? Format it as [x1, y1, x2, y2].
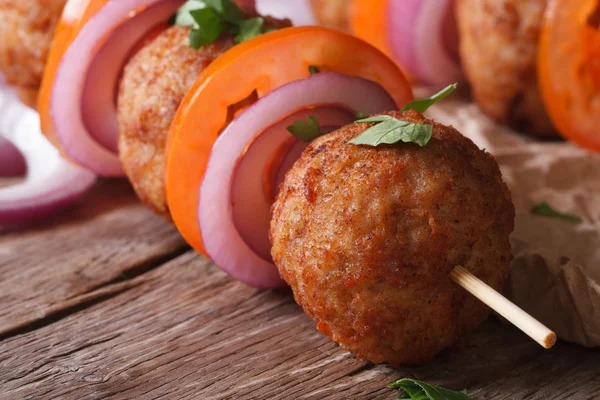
[198, 72, 397, 288]
[51, 0, 183, 176]
[0, 136, 26, 178]
[387, 0, 462, 85]
[232, 106, 353, 262]
[0, 81, 95, 225]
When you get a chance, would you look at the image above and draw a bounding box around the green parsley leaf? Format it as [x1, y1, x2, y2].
[354, 111, 367, 120]
[530, 201, 583, 223]
[204, 0, 245, 23]
[175, 0, 206, 27]
[402, 83, 458, 113]
[235, 17, 264, 44]
[309, 65, 320, 75]
[388, 378, 474, 400]
[287, 115, 322, 142]
[175, 0, 271, 49]
[350, 115, 432, 147]
[188, 7, 227, 49]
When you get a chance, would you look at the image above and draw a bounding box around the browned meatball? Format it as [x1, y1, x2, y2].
[309, 0, 350, 32]
[457, 0, 556, 136]
[118, 26, 235, 218]
[0, 0, 67, 101]
[270, 110, 514, 365]
[119, 15, 291, 218]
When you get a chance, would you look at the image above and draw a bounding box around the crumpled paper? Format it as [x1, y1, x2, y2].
[428, 96, 600, 347]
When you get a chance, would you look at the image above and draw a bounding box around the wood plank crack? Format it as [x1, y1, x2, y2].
[0, 246, 189, 340]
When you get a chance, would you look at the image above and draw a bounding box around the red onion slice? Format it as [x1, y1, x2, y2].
[199, 72, 397, 288]
[0, 82, 96, 225]
[233, 107, 353, 262]
[388, 0, 462, 86]
[81, 0, 182, 154]
[51, 0, 183, 176]
[274, 138, 307, 192]
[0, 136, 26, 177]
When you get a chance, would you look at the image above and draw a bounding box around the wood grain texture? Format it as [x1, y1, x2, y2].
[0, 180, 188, 337]
[1, 248, 598, 400]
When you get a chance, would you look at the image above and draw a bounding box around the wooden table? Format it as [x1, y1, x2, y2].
[1, 180, 599, 399]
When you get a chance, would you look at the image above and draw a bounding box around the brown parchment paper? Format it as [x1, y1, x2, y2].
[428, 97, 600, 347]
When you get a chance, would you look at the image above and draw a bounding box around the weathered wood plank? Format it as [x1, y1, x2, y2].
[1, 251, 597, 399]
[0, 180, 188, 337]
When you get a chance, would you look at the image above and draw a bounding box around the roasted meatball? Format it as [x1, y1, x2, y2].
[309, 0, 350, 32]
[270, 110, 514, 365]
[118, 15, 290, 218]
[118, 26, 234, 218]
[457, 0, 556, 136]
[0, 0, 67, 103]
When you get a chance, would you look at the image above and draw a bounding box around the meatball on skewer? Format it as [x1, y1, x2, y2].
[118, 14, 290, 218]
[0, 0, 67, 107]
[271, 110, 553, 365]
[118, 27, 235, 218]
[456, 0, 556, 136]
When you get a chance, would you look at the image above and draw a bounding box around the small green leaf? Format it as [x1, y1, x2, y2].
[354, 111, 367, 120]
[355, 115, 392, 124]
[204, 0, 245, 23]
[235, 17, 264, 44]
[530, 201, 583, 223]
[175, 0, 206, 27]
[287, 115, 322, 142]
[388, 378, 474, 400]
[188, 8, 226, 49]
[309, 65, 320, 75]
[350, 115, 432, 147]
[402, 83, 458, 113]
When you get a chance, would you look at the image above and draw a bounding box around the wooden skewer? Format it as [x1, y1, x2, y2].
[450, 265, 557, 349]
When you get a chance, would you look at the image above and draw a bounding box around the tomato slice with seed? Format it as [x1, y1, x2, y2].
[165, 26, 413, 255]
[538, 0, 600, 151]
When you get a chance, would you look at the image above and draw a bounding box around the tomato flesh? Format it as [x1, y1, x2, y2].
[538, 0, 600, 151]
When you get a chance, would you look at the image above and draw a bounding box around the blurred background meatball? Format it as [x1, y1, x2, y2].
[309, 0, 350, 32]
[457, 0, 556, 136]
[118, 26, 235, 219]
[270, 110, 514, 365]
[0, 0, 67, 107]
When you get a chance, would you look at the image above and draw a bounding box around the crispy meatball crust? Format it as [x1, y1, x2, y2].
[0, 0, 66, 92]
[309, 0, 350, 32]
[118, 26, 235, 218]
[270, 110, 515, 365]
[457, 0, 556, 136]
[118, 15, 290, 218]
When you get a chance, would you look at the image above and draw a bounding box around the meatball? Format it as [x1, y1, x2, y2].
[119, 16, 290, 218]
[0, 0, 67, 101]
[457, 0, 556, 136]
[309, 0, 350, 32]
[118, 26, 235, 218]
[270, 110, 514, 365]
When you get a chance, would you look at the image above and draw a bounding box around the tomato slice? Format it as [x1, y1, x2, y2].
[349, 0, 393, 60]
[538, 0, 600, 151]
[165, 26, 413, 255]
[349, 0, 413, 81]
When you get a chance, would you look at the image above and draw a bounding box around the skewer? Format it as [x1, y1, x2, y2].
[450, 265, 557, 349]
